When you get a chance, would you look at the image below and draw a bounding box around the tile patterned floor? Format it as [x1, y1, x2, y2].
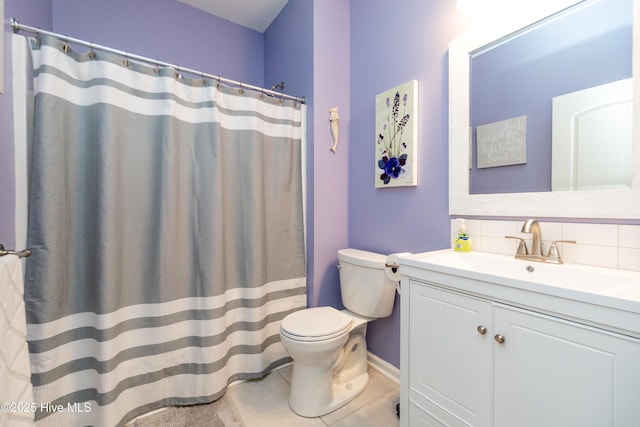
[225, 365, 400, 427]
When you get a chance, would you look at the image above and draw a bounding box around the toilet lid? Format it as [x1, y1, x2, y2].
[281, 307, 352, 341]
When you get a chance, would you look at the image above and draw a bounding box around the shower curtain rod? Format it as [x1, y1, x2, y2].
[11, 18, 305, 104]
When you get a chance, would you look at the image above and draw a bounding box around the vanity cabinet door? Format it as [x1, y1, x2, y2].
[493, 304, 640, 427]
[408, 281, 493, 427]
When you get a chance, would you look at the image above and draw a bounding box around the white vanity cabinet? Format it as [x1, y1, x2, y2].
[493, 303, 640, 427]
[406, 281, 492, 426]
[400, 260, 640, 427]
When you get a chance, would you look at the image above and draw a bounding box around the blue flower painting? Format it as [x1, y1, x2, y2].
[375, 80, 418, 188]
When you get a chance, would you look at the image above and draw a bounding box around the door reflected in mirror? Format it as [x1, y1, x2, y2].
[552, 78, 633, 191]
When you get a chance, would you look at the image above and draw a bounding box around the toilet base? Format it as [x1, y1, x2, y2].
[282, 313, 372, 418]
[287, 331, 370, 418]
[290, 369, 369, 418]
[328, 371, 369, 414]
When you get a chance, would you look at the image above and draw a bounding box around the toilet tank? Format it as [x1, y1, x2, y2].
[337, 248, 397, 318]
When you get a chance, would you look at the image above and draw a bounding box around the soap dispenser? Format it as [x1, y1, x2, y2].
[454, 219, 472, 252]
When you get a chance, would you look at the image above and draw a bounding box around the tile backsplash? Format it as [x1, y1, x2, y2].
[451, 219, 640, 272]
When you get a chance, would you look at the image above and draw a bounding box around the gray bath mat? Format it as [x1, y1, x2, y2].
[130, 396, 245, 427]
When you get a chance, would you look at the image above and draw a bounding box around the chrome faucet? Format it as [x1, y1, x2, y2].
[505, 219, 576, 264]
[521, 218, 543, 257]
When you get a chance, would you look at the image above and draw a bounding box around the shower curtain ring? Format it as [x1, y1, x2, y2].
[88, 43, 96, 59]
[200, 72, 207, 86]
[154, 61, 160, 75]
[216, 77, 222, 89]
[123, 52, 130, 68]
[238, 84, 244, 95]
[175, 66, 182, 80]
[35, 29, 41, 46]
[62, 36, 71, 53]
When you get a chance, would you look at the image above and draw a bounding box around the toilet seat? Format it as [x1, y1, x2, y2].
[281, 307, 352, 342]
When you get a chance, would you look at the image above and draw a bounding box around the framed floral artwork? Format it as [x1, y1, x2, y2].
[375, 80, 418, 188]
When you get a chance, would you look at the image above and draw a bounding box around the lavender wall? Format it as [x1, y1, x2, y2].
[264, 0, 313, 105]
[349, 0, 472, 367]
[309, 1, 350, 309]
[266, 0, 351, 314]
[51, 0, 264, 87]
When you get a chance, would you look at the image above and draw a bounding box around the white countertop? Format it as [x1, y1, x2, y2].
[399, 249, 640, 339]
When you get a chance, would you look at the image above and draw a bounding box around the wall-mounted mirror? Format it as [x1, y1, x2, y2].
[449, 0, 640, 218]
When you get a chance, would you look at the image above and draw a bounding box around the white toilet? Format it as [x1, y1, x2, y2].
[279, 248, 400, 417]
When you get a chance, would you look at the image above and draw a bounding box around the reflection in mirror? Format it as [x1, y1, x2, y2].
[552, 78, 633, 191]
[469, 0, 633, 195]
[448, 0, 640, 218]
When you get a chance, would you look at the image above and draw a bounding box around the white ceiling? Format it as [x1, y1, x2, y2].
[178, 0, 290, 33]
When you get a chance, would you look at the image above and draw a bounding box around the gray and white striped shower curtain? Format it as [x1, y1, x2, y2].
[24, 35, 306, 426]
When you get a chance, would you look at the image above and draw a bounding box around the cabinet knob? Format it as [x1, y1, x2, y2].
[494, 334, 506, 344]
[477, 325, 487, 335]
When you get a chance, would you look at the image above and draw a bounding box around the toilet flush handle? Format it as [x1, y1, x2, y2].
[385, 261, 399, 274]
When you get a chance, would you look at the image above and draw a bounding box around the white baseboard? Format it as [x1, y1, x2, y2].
[367, 352, 400, 384]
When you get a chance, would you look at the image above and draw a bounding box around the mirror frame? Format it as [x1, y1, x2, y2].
[449, 0, 640, 218]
